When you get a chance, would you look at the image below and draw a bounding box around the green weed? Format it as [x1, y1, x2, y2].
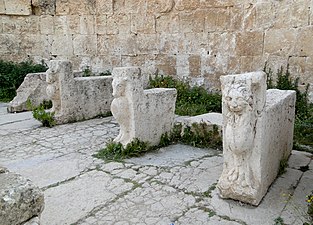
[27, 100, 55, 127]
[95, 123, 222, 161]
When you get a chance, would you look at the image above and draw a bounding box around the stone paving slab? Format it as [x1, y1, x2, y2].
[0, 104, 312, 225]
[41, 170, 134, 225]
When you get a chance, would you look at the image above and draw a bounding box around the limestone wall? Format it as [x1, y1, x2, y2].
[0, 0, 312, 91]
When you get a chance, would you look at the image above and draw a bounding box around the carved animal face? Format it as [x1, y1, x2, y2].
[46, 62, 59, 83]
[112, 77, 127, 98]
[225, 86, 251, 113]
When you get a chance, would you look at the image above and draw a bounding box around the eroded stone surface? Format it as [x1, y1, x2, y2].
[218, 71, 296, 205]
[46, 60, 113, 124]
[111, 67, 177, 146]
[0, 103, 311, 225]
[7, 73, 48, 113]
[0, 169, 44, 225]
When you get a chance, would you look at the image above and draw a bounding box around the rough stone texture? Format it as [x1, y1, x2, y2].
[3, 0, 32, 15]
[0, 103, 312, 225]
[111, 66, 177, 146]
[217, 71, 296, 206]
[0, 1, 312, 99]
[46, 60, 113, 124]
[0, 168, 44, 225]
[7, 73, 48, 113]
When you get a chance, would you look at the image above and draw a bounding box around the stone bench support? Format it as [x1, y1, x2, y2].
[111, 67, 177, 146]
[46, 60, 113, 124]
[217, 71, 296, 206]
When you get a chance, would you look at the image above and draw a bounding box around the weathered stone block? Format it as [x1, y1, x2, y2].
[205, 8, 230, 32]
[0, 0, 5, 14]
[0, 167, 44, 225]
[3, 16, 39, 34]
[179, 11, 205, 33]
[7, 73, 48, 113]
[97, 34, 114, 55]
[189, 54, 201, 77]
[106, 13, 130, 35]
[155, 54, 177, 75]
[0, 34, 19, 54]
[80, 15, 95, 35]
[175, 0, 200, 11]
[236, 31, 263, 56]
[131, 14, 155, 34]
[114, 34, 138, 55]
[156, 13, 179, 34]
[264, 28, 297, 56]
[46, 60, 113, 124]
[295, 27, 313, 56]
[96, 0, 113, 15]
[31, 0, 56, 15]
[50, 34, 74, 55]
[255, 2, 275, 29]
[273, 0, 310, 29]
[137, 34, 159, 54]
[111, 67, 177, 146]
[55, 0, 96, 15]
[40, 15, 54, 34]
[73, 35, 97, 55]
[200, 0, 234, 8]
[147, 0, 175, 14]
[217, 71, 296, 205]
[4, 0, 31, 15]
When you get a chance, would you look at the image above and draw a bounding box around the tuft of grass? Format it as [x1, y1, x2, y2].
[99, 70, 111, 76]
[148, 75, 222, 116]
[278, 157, 288, 176]
[27, 99, 55, 127]
[94, 139, 152, 161]
[82, 66, 92, 77]
[274, 217, 286, 225]
[95, 123, 222, 161]
[0, 60, 47, 102]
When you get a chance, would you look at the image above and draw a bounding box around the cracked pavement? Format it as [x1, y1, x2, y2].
[0, 103, 312, 225]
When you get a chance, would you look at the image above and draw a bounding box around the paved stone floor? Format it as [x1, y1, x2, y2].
[0, 103, 312, 225]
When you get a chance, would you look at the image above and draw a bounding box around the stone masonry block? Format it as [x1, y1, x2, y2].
[294, 27, 313, 56]
[180, 11, 205, 33]
[175, 0, 200, 11]
[205, 8, 230, 32]
[0, 0, 5, 14]
[217, 71, 296, 205]
[7, 73, 48, 113]
[80, 15, 95, 35]
[264, 28, 297, 56]
[147, 0, 175, 14]
[50, 35, 73, 55]
[111, 67, 177, 146]
[4, 0, 31, 15]
[55, 0, 96, 15]
[40, 15, 54, 34]
[46, 60, 113, 124]
[96, 0, 113, 15]
[0, 167, 44, 225]
[131, 13, 155, 34]
[236, 31, 263, 56]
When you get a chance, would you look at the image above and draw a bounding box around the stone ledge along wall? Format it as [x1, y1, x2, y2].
[0, 0, 313, 94]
